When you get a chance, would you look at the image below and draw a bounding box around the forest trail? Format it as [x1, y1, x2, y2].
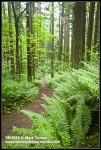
[2, 76, 53, 140]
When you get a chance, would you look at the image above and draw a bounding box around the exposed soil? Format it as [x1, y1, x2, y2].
[2, 76, 53, 140]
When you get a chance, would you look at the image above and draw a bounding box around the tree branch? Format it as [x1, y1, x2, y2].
[17, 2, 33, 20]
[11, 2, 33, 21]
[11, 2, 17, 20]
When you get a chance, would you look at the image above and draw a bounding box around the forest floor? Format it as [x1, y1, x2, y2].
[2, 76, 53, 140]
[2, 77, 99, 148]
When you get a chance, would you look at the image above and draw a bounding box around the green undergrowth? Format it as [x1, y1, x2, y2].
[2, 73, 41, 114]
[45, 61, 99, 148]
[2, 61, 99, 148]
[46, 62, 99, 100]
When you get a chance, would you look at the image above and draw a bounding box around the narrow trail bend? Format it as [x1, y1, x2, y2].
[2, 76, 53, 140]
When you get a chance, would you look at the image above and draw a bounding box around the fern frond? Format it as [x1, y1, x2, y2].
[20, 110, 54, 139]
[82, 105, 92, 135]
[70, 96, 92, 148]
[42, 95, 70, 132]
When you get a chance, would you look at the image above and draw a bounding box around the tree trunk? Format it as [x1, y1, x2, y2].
[58, 2, 64, 63]
[81, 2, 86, 61]
[51, 2, 54, 78]
[71, 5, 75, 68]
[37, 2, 41, 67]
[49, 10, 52, 61]
[93, 2, 100, 52]
[64, 3, 69, 63]
[26, 2, 32, 81]
[2, 2, 6, 61]
[12, 2, 20, 80]
[15, 20, 20, 77]
[8, 2, 15, 75]
[72, 2, 85, 69]
[3, 2, 9, 66]
[12, 2, 32, 81]
[58, 2, 61, 60]
[86, 2, 95, 61]
[18, 2, 22, 75]
[31, 2, 35, 80]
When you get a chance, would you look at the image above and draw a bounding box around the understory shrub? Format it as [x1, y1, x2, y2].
[2, 75, 40, 113]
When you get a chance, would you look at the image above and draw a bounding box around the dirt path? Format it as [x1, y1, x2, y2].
[2, 76, 53, 140]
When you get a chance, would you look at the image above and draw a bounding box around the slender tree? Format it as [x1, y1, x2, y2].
[71, 3, 75, 67]
[93, 2, 100, 52]
[31, 2, 35, 80]
[18, 2, 23, 75]
[49, 4, 52, 61]
[2, 2, 6, 61]
[26, 2, 32, 81]
[58, 2, 61, 56]
[35, 2, 44, 69]
[3, 2, 10, 66]
[64, 3, 70, 63]
[11, 2, 32, 81]
[81, 2, 86, 61]
[51, 2, 54, 78]
[58, 2, 64, 63]
[37, 2, 41, 67]
[86, 2, 95, 61]
[8, 2, 15, 75]
[12, 2, 20, 78]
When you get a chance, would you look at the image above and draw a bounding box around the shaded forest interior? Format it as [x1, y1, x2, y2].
[2, 1, 100, 149]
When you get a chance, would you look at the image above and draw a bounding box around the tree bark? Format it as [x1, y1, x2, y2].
[12, 2, 20, 80]
[72, 2, 85, 69]
[58, 2, 61, 59]
[81, 2, 86, 61]
[93, 2, 100, 52]
[71, 5, 75, 68]
[2, 2, 6, 61]
[31, 2, 35, 80]
[51, 2, 54, 78]
[11, 2, 33, 81]
[58, 2, 64, 63]
[86, 2, 95, 61]
[64, 3, 69, 63]
[18, 2, 22, 75]
[26, 2, 32, 81]
[8, 2, 15, 75]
